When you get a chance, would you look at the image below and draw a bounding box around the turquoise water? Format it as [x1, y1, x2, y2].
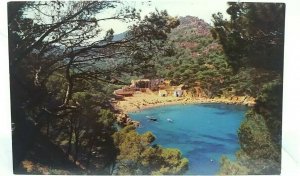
[129, 103, 246, 175]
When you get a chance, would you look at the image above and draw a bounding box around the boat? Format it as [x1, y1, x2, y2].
[167, 118, 173, 123]
[148, 117, 157, 121]
[147, 116, 157, 121]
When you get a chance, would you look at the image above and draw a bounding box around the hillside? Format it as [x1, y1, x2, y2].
[175, 16, 211, 36]
[154, 16, 231, 97]
[154, 16, 276, 98]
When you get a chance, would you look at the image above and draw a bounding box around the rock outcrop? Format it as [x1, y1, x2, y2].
[116, 113, 140, 127]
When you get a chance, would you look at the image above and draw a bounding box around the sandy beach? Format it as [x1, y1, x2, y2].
[113, 91, 255, 113]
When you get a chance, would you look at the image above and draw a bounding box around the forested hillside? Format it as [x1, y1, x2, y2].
[154, 15, 277, 99]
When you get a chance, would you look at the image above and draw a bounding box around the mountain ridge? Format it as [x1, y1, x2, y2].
[169, 16, 221, 56]
[175, 16, 212, 37]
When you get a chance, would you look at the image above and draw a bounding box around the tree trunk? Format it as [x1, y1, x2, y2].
[46, 116, 50, 137]
[67, 117, 74, 157]
[86, 135, 95, 167]
[63, 57, 74, 106]
[74, 120, 80, 163]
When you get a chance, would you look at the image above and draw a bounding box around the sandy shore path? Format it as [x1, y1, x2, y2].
[113, 91, 255, 113]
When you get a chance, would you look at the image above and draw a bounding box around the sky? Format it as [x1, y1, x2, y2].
[140, 0, 229, 23]
[20, 0, 229, 37]
[100, 0, 229, 34]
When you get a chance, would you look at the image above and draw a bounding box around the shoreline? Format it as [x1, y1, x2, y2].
[125, 98, 250, 114]
[113, 92, 255, 114]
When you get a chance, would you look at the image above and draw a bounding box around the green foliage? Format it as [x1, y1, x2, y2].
[239, 110, 280, 161]
[113, 126, 189, 175]
[154, 148, 189, 175]
[154, 15, 279, 99]
[219, 108, 281, 175]
[154, 17, 236, 97]
[212, 3, 285, 72]
[97, 109, 115, 127]
[219, 101, 281, 175]
[254, 80, 283, 144]
[224, 80, 282, 175]
[214, 3, 284, 175]
[218, 156, 249, 175]
[218, 74, 282, 175]
[9, 1, 179, 173]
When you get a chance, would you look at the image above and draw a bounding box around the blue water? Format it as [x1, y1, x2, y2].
[128, 103, 246, 175]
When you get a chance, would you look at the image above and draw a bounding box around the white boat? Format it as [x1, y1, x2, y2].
[167, 118, 173, 123]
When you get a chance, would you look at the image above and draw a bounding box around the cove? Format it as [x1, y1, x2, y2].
[128, 103, 246, 175]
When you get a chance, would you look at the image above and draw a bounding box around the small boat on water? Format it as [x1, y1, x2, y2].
[167, 118, 173, 123]
[146, 116, 158, 121]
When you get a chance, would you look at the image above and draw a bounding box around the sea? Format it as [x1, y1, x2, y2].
[129, 103, 246, 175]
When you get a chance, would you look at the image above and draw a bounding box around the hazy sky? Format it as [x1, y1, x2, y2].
[140, 0, 229, 22]
[101, 0, 230, 34]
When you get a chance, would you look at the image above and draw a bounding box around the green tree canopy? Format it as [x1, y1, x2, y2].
[212, 3, 284, 175]
[113, 125, 189, 175]
[8, 1, 179, 172]
[211, 3, 285, 72]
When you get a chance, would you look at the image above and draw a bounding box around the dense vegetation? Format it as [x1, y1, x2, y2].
[113, 125, 188, 175]
[8, 1, 187, 174]
[153, 16, 277, 99]
[153, 16, 233, 97]
[212, 3, 284, 174]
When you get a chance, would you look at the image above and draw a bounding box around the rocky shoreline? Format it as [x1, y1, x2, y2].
[116, 113, 140, 127]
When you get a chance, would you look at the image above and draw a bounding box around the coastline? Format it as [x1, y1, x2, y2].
[112, 91, 255, 114]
